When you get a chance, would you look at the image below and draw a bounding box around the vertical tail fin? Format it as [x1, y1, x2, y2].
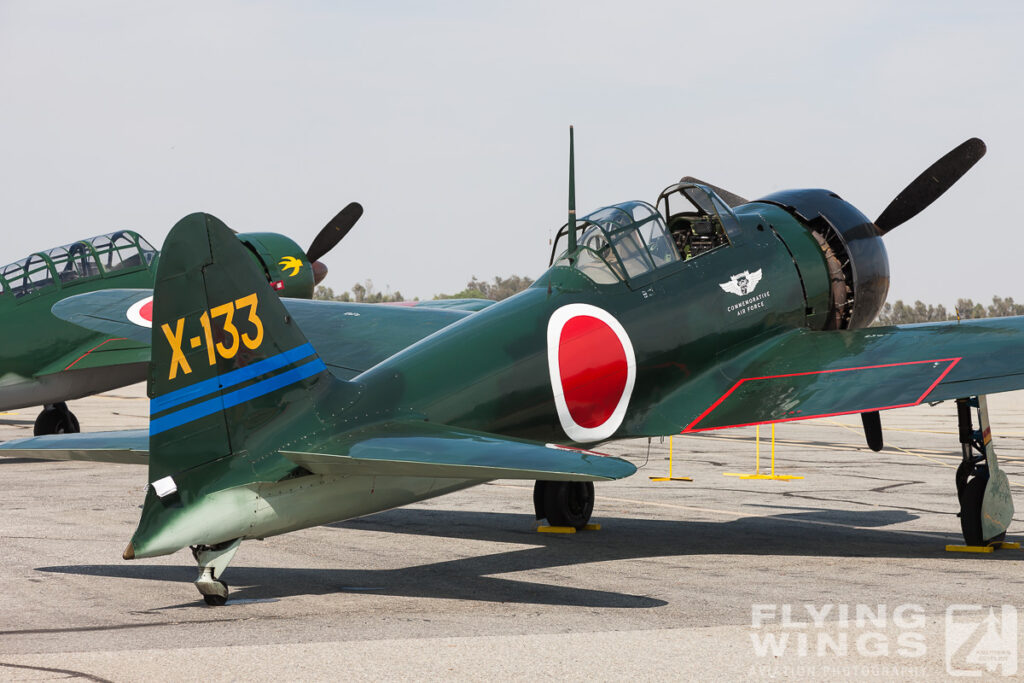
[129, 212, 352, 559]
[147, 212, 333, 482]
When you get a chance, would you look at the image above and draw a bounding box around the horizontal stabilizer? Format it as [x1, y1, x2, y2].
[281, 421, 636, 481]
[0, 429, 149, 464]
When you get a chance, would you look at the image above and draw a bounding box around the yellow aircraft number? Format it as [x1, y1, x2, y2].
[161, 293, 265, 380]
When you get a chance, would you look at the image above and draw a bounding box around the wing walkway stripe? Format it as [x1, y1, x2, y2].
[150, 357, 327, 436]
[150, 343, 315, 414]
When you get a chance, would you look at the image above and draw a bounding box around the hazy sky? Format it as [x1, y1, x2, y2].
[1, 1, 1021, 306]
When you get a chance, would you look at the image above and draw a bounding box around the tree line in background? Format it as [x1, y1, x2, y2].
[314, 274, 535, 303]
[873, 296, 1024, 325]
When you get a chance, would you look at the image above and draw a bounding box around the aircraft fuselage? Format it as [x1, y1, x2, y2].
[355, 200, 840, 446]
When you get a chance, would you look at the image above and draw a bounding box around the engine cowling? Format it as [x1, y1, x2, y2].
[235, 232, 315, 299]
[757, 189, 889, 330]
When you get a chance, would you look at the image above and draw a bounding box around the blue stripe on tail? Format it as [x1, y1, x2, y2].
[150, 356, 327, 436]
[150, 343, 316, 414]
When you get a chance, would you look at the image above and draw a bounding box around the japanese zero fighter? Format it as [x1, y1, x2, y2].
[0, 204, 362, 434]
[2, 132, 1020, 606]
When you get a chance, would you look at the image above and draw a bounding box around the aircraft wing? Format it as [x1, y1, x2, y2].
[0, 420, 635, 481]
[0, 429, 149, 464]
[34, 338, 150, 377]
[282, 420, 636, 481]
[51, 289, 475, 380]
[630, 316, 1024, 435]
[404, 298, 495, 312]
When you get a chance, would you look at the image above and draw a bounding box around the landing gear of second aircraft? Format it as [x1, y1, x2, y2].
[955, 396, 1013, 546]
[533, 480, 595, 528]
[33, 402, 80, 435]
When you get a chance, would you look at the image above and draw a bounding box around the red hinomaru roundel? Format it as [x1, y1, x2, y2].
[126, 295, 154, 328]
[546, 303, 636, 442]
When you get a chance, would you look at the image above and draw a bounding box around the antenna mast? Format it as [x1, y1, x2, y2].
[567, 125, 577, 254]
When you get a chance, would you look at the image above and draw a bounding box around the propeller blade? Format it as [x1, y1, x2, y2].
[306, 202, 363, 263]
[874, 138, 986, 234]
[680, 176, 749, 208]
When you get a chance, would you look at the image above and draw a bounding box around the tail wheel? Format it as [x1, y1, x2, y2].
[960, 476, 1007, 546]
[543, 481, 595, 529]
[202, 581, 229, 606]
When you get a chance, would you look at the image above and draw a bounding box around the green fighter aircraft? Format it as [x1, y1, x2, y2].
[0, 204, 363, 435]
[2, 133, 1018, 607]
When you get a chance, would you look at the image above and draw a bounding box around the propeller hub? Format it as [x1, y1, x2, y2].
[312, 261, 328, 285]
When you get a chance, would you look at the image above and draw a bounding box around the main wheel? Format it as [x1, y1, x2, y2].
[960, 476, 1006, 546]
[202, 580, 229, 606]
[543, 481, 594, 529]
[33, 404, 80, 435]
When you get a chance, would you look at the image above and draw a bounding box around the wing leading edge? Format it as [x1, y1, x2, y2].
[0, 429, 149, 464]
[282, 420, 637, 481]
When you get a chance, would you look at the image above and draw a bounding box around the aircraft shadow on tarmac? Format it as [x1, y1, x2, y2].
[35, 506, 1008, 609]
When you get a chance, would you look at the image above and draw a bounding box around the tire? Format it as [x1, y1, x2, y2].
[33, 405, 79, 436]
[960, 476, 1006, 546]
[543, 481, 595, 529]
[533, 481, 547, 520]
[66, 408, 80, 433]
[202, 581, 229, 606]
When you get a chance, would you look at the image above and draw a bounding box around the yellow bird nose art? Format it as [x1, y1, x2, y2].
[278, 256, 303, 277]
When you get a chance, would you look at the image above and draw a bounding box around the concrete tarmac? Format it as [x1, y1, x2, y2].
[1, 384, 1022, 680]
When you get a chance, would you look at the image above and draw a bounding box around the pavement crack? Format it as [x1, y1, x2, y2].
[0, 661, 113, 682]
[0, 616, 264, 637]
[869, 480, 922, 493]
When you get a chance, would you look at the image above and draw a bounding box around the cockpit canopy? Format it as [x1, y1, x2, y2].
[550, 201, 678, 284]
[0, 231, 157, 299]
[549, 184, 739, 285]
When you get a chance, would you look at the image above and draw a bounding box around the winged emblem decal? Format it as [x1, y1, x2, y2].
[278, 256, 303, 277]
[719, 269, 763, 296]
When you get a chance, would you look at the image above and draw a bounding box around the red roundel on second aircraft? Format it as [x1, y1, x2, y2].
[558, 315, 629, 428]
[139, 299, 153, 323]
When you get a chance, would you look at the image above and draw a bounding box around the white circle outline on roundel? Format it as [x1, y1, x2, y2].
[546, 303, 636, 443]
[126, 295, 154, 328]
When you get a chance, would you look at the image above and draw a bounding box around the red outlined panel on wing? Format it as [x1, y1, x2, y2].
[683, 357, 961, 432]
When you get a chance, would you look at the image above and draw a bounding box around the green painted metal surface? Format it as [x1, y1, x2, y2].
[0, 225, 322, 413]
[0, 428, 149, 463]
[281, 420, 636, 481]
[53, 291, 474, 380]
[15, 179, 1024, 560]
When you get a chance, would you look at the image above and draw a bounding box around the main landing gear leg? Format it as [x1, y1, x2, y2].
[33, 402, 80, 435]
[533, 480, 595, 529]
[192, 538, 241, 606]
[955, 396, 1014, 546]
